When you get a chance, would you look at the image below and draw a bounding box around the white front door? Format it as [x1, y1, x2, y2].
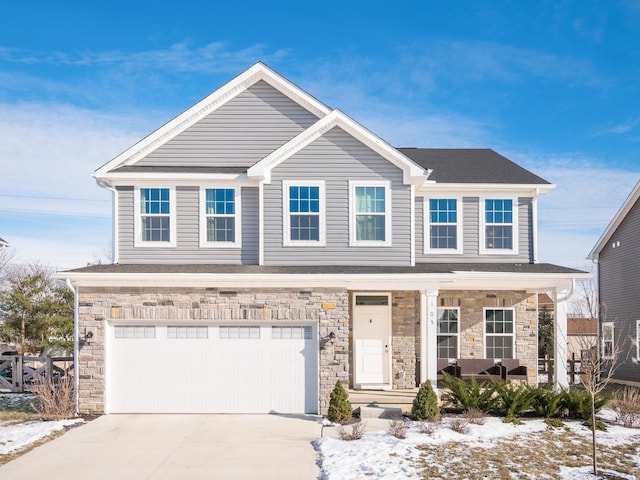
[353, 294, 391, 388]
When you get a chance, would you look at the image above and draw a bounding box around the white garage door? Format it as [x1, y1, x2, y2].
[107, 323, 318, 414]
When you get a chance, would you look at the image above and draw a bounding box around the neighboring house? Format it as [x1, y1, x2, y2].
[589, 179, 640, 385]
[0, 237, 9, 248]
[60, 63, 588, 415]
[567, 317, 597, 361]
[537, 293, 596, 361]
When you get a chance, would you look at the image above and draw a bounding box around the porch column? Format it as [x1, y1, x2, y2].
[553, 288, 569, 388]
[420, 289, 439, 388]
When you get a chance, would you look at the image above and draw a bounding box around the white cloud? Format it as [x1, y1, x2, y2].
[512, 152, 640, 267]
[0, 102, 149, 269]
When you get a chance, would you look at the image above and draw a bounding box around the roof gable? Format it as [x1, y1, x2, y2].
[589, 179, 640, 259]
[95, 62, 332, 179]
[247, 110, 429, 185]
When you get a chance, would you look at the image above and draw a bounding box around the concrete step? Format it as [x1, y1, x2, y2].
[356, 405, 404, 419]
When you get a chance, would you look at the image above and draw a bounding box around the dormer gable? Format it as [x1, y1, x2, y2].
[95, 62, 332, 181]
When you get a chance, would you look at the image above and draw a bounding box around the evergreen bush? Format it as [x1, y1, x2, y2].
[442, 372, 496, 413]
[327, 380, 353, 424]
[411, 381, 440, 420]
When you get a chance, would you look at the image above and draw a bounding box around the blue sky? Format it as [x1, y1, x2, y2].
[1, 1, 639, 270]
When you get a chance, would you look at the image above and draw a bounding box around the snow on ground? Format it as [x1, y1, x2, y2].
[0, 393, 84, 456]
[0, 418, 83, 454]
[316, 412, 640, 480]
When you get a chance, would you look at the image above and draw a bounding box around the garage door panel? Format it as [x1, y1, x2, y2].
[108, 323, 318, 414]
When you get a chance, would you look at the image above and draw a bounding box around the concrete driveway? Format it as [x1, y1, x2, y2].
[0, 414, 322, 479]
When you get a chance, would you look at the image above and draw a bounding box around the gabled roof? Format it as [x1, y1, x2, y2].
[0, 237, 9, 248]
[398, 148, 551, 186]
[589, 179, 640, 259]
[247, 110, 429, 185]
[95, 62, 332, 179]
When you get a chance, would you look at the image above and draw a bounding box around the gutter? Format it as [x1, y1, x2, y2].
[66, 279, 80, 416]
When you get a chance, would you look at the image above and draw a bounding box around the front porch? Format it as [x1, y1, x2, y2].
[346, 287, 570, 395]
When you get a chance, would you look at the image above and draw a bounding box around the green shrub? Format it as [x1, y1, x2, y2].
[411, 381, 440, 421]
[532, 386, 566, 418]
[442, 372, 496, 413]
[583, 420, 608, 431]
[563, 389, 609, 420]
[491, 380, 536, 417]
[544, 418, 565, 428]
[503, 416, 524, 425]
[327, 380, 353, 424]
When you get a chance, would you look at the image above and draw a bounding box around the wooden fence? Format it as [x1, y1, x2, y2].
[538, 353, 584, 385]
[0, 355, 74, 393]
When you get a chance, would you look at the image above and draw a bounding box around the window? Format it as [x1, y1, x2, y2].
[426, 198, 462, 253]
[167, 326, 208, 339]
[283, 181, 325, 245]
[602, 321, 614, 359]
[485, 309, 514, 359]
[350, 181, 391, 246]
[200, 187, 241, 247]
[135, 187, 176, 247]
[481, 198, 518, 254]
[114, 325, 155, 339]
[437, 308, 459, 359]
[219, 325, 260, 339]
[272, 326, 312, 340]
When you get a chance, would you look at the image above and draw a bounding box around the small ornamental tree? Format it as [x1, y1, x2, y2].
[411, 381, 440, 421]
[327, 380, 352, 424]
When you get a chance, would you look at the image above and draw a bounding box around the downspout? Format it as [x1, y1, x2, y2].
[532, 190, 539, 263]
[66, 279, 80, 416]
[96, 179, 118, 263]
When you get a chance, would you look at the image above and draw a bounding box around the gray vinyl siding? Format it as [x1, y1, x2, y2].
[415, 196, 532, 263]
[598, 196, 640, 382]
[116, 186, 258, 264]
[263, 127, 411, 266]
[137, 81, 319, 168]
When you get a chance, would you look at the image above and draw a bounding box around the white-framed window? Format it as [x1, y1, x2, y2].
[271, 326, 312, 340]
[200, 187, 241, 247]
[283, 181, 325, 246]
[437, 308, 460, 359]
[425, 197, 463, 254]
[480, 197, 518, 255]
[219, 325, 260, 339]
[484, 308, 515, 359]
[601, 321, 615, 360]
[134, 186, 176, 247]
[349, 181, 391, 246]
[114, 325, 156, 339]
[167, 325, 208, 339]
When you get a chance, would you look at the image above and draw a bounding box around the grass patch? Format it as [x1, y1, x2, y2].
[414, 426, 640, 479]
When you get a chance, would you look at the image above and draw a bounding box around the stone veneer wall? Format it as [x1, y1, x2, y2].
[438, 290, 538, 383]
[391, 291, 420, 389]
[76, 287, 349, 415]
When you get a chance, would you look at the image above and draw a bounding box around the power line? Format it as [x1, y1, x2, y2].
[0, 207, 110, 218]
[0, 193, 110, 203]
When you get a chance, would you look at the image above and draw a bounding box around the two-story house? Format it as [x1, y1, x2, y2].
[61, 63, 588, 415]
[589, 179, 640, 385]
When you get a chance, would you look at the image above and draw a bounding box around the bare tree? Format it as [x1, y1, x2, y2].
[0, 247, 14, 279]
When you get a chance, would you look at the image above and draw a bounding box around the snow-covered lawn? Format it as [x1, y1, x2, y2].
[316, 411, 640, 479]
[0, 417, 83, 455]
[0, 393, 83, 461]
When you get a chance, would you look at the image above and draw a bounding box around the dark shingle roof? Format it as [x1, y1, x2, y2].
[65, 263, 585, 275]
[397, 148, 550, 184]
